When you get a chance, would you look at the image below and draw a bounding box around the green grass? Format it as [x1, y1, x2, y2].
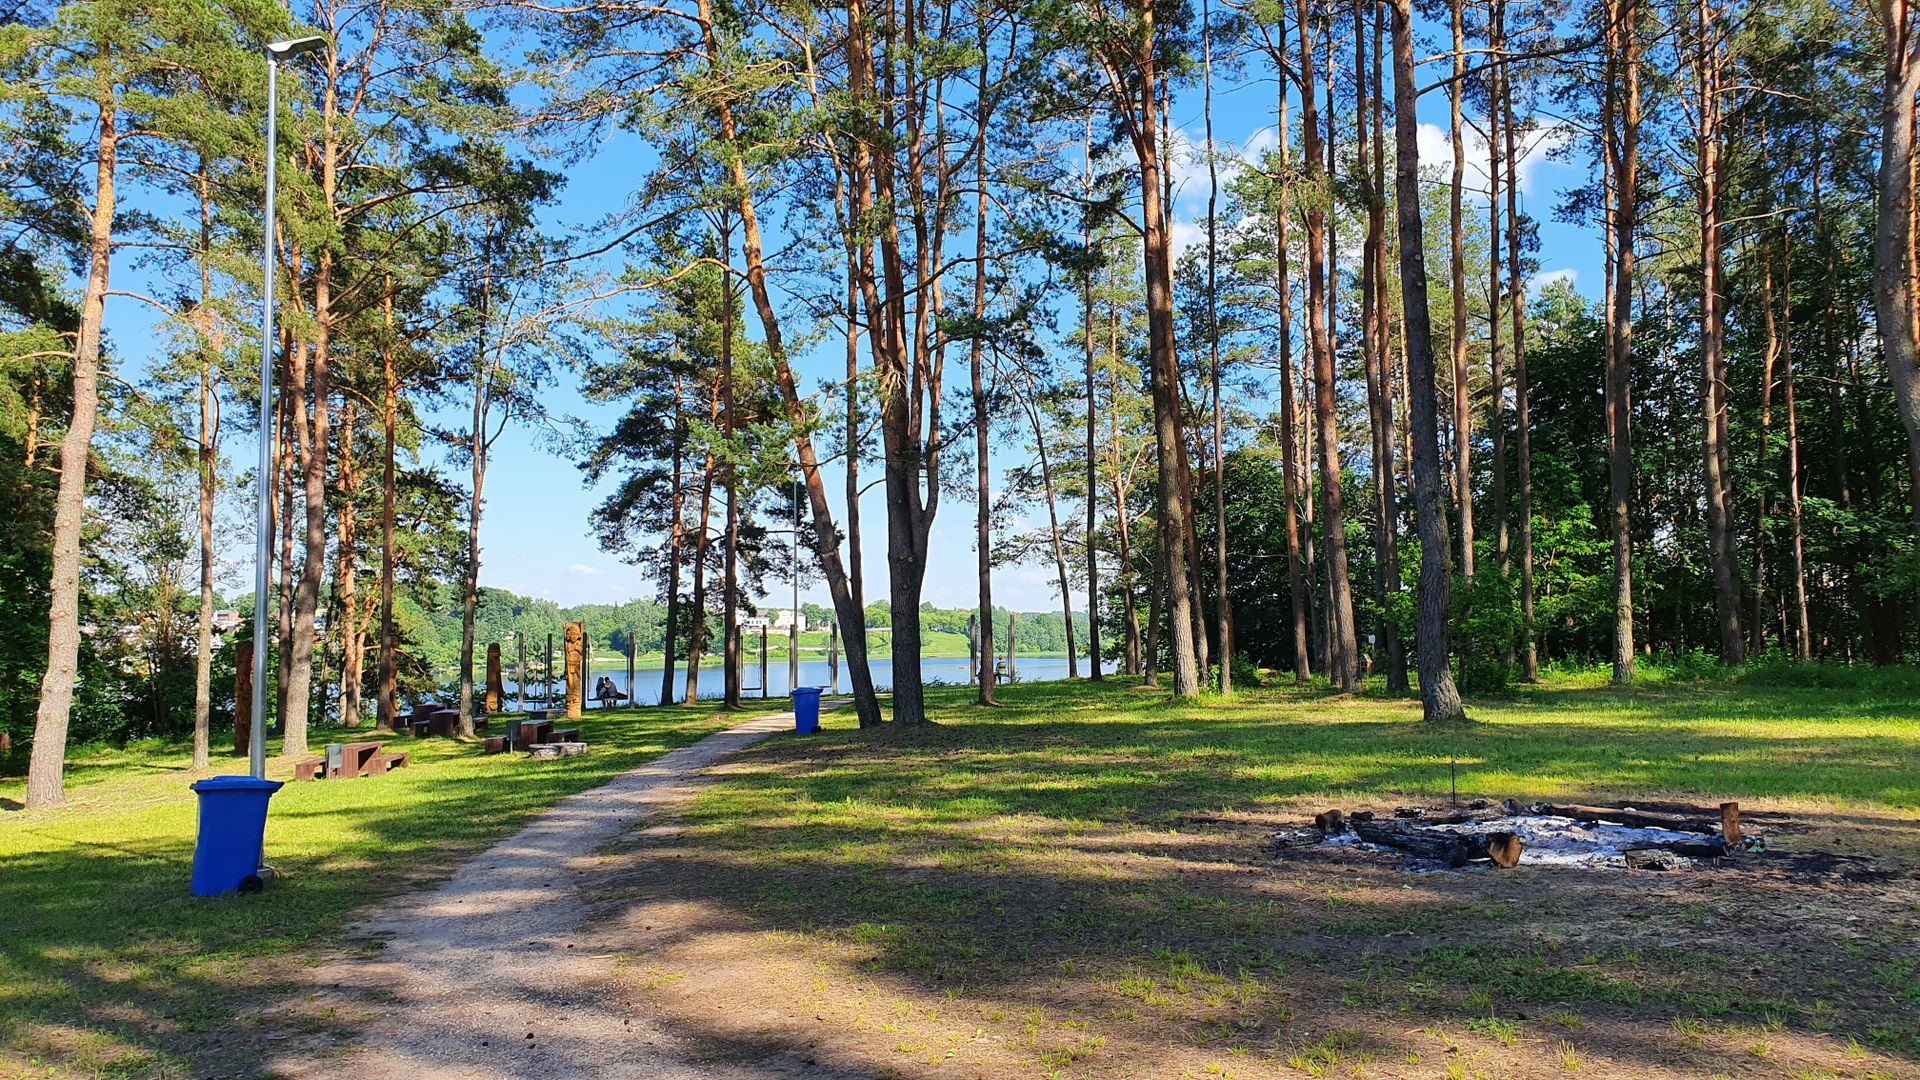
[6, 668, 1920, 1076]
[636, 670, 1920, 1072]
[688, 672, 1920, 825]
[0, 701, 774, 1075]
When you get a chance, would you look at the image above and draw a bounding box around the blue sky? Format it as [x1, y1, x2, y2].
[96, 34, 1603, 616]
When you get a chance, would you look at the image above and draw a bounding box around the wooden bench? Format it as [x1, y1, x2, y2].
[553, 728, 581, 743]
[293, 757, 327, 781]
[483, 735, 509, 754]
[376, 751, 409, 771]
[408, 720, 432, 738]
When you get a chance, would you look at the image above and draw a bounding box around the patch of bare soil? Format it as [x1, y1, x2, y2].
[599, 800, 1920, 1079]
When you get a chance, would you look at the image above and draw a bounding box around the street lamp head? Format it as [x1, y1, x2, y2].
[265, 34, 328, 59]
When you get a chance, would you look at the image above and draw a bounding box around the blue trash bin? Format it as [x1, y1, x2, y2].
[190, 775, 284, 897]
[791, 686, 823, 735]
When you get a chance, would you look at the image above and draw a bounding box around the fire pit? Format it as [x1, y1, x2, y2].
[1273, 800, 1762, 872]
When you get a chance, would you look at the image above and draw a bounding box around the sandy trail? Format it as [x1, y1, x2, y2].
[275, 712, 855, 1080]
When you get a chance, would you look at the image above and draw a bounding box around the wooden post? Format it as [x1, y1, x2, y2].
[485, 643, 503, 714]
[626, 629, 635, 707]
[233, 640, 254, 757]
[827, 621, 841, 694]
[517, 635, 526, 712]
[1006, 611, 1018, 681]
[967, 614, 978, 685]
[563, 621, 584, 719]
[759, 625, 769, 698]
[545, 632, 555, 707]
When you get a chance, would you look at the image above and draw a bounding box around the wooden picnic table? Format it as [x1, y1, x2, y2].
[511, 717, 556, 749]
[333, 741, 383, 778]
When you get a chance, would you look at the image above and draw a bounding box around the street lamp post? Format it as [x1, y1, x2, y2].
[250, 34, 327, 778]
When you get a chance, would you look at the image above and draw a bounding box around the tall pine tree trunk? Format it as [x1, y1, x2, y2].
[378, 293, 399, 730]
[1874, 0, 1920, 533]
[192, 162, 218, 770]
[1299, 0, 1360, 691]
[1604, 0, 1641, 683]
[1274, 76, 1311, 684]
[24, 78, 115, 809]
[1504, 73, 1538, 681]
[1205, 0, 1233, 692]
[336, 402, 361, 724]
[1388, 0, 1469, 724]
[1449, 0, 1475, 583]
[973, 67, 998, 704]
[1697, 0, 1745, 663]
[1083, 117, 1105, 683]
[660, 375, 685, 707]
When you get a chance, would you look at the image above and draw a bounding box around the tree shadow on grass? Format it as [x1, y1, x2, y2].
[579, 680, 1920, 1074]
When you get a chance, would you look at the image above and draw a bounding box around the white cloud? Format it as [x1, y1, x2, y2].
[1530, 268, 1577, 294]
[567, 563, 602, 577]
[1414, 119, 1572, 199]
[1170, 216, 1206, 262]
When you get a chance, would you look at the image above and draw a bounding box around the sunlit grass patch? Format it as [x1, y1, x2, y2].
[0, 701, 764, 1074]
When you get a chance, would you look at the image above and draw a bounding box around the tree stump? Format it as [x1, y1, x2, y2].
[1484, 832, 1523, 869]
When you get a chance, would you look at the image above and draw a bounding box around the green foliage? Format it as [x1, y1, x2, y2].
[1453, 564, 1522, 694]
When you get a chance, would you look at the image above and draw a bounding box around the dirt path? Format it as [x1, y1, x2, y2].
[275, 712, 857, 1080]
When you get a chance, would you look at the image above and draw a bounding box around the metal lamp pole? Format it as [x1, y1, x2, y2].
[251, 35, 328, 778]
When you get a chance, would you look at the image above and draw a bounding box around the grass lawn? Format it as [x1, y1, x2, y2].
[5, 668, 1920, 1078]
[593, 669, 1920, 1078]
[0, 700, 777, 1077]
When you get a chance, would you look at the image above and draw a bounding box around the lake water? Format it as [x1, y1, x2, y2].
[508, 656, 1115, 707]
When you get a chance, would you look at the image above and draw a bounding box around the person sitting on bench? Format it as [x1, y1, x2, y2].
[595, 676, 620, 710]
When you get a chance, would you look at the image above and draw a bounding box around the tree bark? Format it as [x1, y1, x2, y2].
[1135, 27, 1201, 698]
[1779, 228, 1812, 660]
[24, 74, 115, 809]
[1504, 69, 1538, 681]
[1299, 0, 1361, 691]
[1697, 0, 1745, 663]
[1449, 0, 1476, 583]
[1875, 0, 1920, 535]
[192, 162, 219, 770]
[1023, 383, 1080, 678]
[1205, 0, 1233, 692]
[721, 217, 743, 712]
[685, 435, 715, 704]
[377, 286, 399, 730]
[1360, 2, 1407, 691]
[661, 373, 685, 707]
[1273, 74, 1311, 684]
[1487, 0, 1509, 581]
[336, 401, 362, 724]
[1604, 0, 1641, 683]
[973, 68, 998, 705]
[1389, 0, 1469, 724]
[1083, 117, 1105, 683]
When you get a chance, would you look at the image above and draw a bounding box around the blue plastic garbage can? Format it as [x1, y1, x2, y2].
[189, 775, 284, 897]
[791, 686, 823, 735]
